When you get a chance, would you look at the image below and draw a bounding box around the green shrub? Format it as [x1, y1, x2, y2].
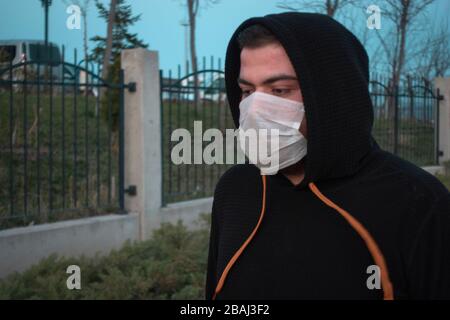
[435, 161, 450, 191]
[436, 174, 450, 191]
[0, 214, 211, 300]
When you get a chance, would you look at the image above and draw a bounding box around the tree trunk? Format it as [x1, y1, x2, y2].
[102, 0, 117, 81]
[387, 3, 408, 152]
[326, 0, 338, 17]
[82, 7, 89, 96]
[188, 0, 200, 109]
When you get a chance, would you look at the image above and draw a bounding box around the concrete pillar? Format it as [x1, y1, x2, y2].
[121, 48, 162, 240]
[435, 77, 450, 165]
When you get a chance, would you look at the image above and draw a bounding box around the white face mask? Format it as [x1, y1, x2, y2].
[238, 91, 307, 175]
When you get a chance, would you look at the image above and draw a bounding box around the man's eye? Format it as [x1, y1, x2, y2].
[273, 88, 290, 95]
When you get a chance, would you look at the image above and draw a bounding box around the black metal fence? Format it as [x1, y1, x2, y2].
[161, 64, 443, 204]
[370, 74, 443, 166]
[0, 47, 133, 230]
[160, 57, 233, 205]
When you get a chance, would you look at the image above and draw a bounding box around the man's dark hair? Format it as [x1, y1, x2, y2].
[237, 24, 279, 49]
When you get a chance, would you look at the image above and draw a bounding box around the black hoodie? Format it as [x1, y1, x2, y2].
[205, 12, 450, 300]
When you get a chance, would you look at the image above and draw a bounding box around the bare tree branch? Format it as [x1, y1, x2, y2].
[277, 0, 358, 17]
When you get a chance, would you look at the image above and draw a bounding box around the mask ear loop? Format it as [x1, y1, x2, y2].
[212, 174, 267, 300]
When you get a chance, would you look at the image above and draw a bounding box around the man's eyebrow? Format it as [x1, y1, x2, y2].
[237, 74, 298, 86]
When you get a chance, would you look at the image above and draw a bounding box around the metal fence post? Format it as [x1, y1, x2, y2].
[393, 84, 399, 155]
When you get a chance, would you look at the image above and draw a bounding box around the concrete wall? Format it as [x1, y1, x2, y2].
[0, 197, 211, 279]
[0, 196, 211, 279]
[161, 197, 213, 230]
[422, 165, 445, 176]
[0, 214, 139, 278]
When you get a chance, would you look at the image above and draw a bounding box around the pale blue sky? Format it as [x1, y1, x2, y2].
[1, 0, 449, 74]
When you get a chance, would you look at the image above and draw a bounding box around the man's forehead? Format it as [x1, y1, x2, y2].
[238, 44, 298, 84]
[240, 43, 290, 64]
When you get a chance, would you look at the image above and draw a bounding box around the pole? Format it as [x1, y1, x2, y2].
[40, 0, 52, 60]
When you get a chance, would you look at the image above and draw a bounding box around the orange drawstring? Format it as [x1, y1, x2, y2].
[212, 175, 394, 300]
[212, 174, 267, 300]
[308, 182, 394, 300]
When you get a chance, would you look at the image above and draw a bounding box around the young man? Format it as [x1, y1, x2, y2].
[206, 12, 450, 300]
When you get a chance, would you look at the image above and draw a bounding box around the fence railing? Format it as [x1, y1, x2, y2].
[0, 47, 132, 230]
[161, 64, 443, 204]
[370, 74, 443, 166]
[160, 57, 234, 205]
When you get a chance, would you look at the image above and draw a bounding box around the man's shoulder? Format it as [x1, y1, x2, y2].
[217, 164, 261, 184]
[215, 164, 261, 188]
[213, 164, 262, 197]
[375, 149, 449, 201]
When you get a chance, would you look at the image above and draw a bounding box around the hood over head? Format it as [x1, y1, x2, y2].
[225, 12, 378, 186]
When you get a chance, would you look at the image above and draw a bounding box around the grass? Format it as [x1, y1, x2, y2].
[436, 174, 450, 191]
[433, 159, 450, 191]
[372, 117, 436, 166]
